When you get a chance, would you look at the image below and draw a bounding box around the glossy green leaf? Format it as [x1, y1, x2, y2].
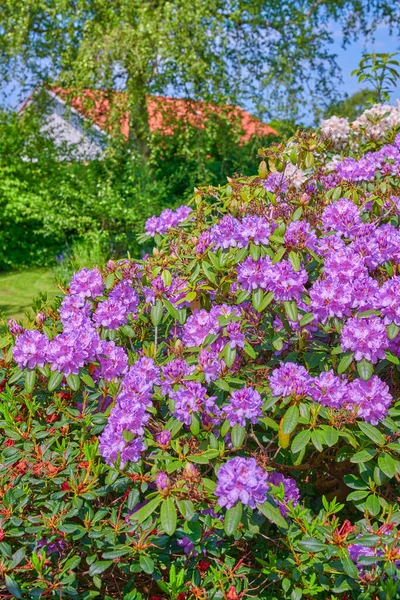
[48, 370, 63, 392]
[231, 424, 245, 448]
[160, 497, 177, 535]
[224, 502, 243, 535]
[132, 496, 162, 524]
[358, 422, 385, 446]
[357, 358, 374, 381]
[337, 352, 354, 374]
[378, 453, 397, 478]
[66, 373, 80, 391]
[281, 405, 299, 435]
[258, 500, 288, 529]
[291, 429, 311, 454]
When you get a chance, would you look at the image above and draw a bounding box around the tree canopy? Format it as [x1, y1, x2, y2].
[0, 1, 399, 157]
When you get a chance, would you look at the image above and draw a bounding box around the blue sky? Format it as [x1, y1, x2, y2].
[331, 23, 400, 101]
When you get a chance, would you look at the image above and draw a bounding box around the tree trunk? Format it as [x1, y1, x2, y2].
[126, 75, 151, 162]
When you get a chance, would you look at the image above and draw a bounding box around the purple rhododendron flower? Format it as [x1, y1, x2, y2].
[94, 340, 129, 382]
[310, 371, 348, 409]
[93, 299, 129, 329]
[69, 268, 104, 299]
[13, 330, 49, 369]
[269, 362, 311, 398]
[195, 230, 212, 254]
[284, 221, 317, 250]
[269, 260, 308, 302]
[223, 387, 263, 427]
[269, 472, 300, 516]
[170, 381, 218, 426]
[161, 358, 193, 394]
[145, 206, 192, 237]
[346, 376, 393, 424]
[182, 309, 220, 347]
[310, 277, 353, 322]
[198, 348, 224, 382]
[108, 280, 139, 314]
[47, 328, 101, 376]
[237, 256, 274, 291]
[379, 277, 400, 326]
[322, 198, 362, 238]
[238, 215, 271, 245]
[341, 316, 388, 363]
[210, 216, 246, 249]
[215, 457, 268, 509]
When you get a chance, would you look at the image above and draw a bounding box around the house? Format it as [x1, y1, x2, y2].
[20, 87, 278, 160]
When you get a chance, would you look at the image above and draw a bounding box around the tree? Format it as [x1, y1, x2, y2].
[0, 1, 399, 160]
[323, 88, 380, 121]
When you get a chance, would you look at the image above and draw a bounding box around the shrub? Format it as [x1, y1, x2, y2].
[1, 105, 400, 599]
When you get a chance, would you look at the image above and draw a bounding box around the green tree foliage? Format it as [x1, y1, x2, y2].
[324, 89, 380, 120]
[0, 105, 279, 271]
[0, 0, 399, 156]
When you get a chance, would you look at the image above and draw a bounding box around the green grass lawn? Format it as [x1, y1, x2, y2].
[0, 268, 59, 321]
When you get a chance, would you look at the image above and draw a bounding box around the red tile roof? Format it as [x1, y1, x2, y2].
[49, 87, 278, 143]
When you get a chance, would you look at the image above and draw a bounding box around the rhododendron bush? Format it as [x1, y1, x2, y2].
[1, 106, 400, 599]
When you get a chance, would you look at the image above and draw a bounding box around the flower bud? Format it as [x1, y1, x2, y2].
[36, 312, 46, 326]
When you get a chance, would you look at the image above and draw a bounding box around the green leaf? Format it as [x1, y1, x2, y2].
[281, 405, 299, 435]
[304, 152, 314, 169]
[291, 429, 311, 454]
[297, 538, 327, 553]
[66, 373, 81, 391]
[139, 555, 155, 575]
[202, 261, 216, 283]
[350, 448, 376, 463]
[358, 422, 385, 446]
[387, 323, 400, 340]
[176, 499, 195, 520]
[224, 502, 243, 535]
[311, 430, 324, 452]
[378, 454, 397, 478]
[321, 426, 339, 447]
[89, 560, 113, 576]
[151, 300, 163, 326]
[299, 313, 315, 327]
[366, 494, 380, 516]
[161, 269, 172, 287]
[249, 244, 261, 261]
[231, 424, 245, 448]
[252, 288, 263, 312]
[160, 498, 177, 536]
[284, 300, 298, 323]
[357, 359, 374, 381]
[258, 500, 288, 529]
[24, 369, 36, 394]
[259, 291, 274, 312]
[292, 207, 303, 221]
[288, 251, 301, 272]
[4, 575, 22, 599]
[337, 352, 354, 374]
[80, 372, 95, 387]
[385, 350, 400, 365]
[163, 299, 180, 320]
[342, 556, 359, 579]
[243, 341, 257, 358]
[48, 370, 63, 392]
[190, 413, 200, 436]
[132, 496, 162, 524]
